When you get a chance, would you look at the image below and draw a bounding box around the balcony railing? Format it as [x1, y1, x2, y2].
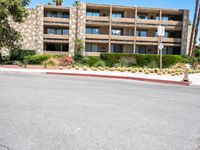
[86, 34, 109, 40]
[86, 16, 110, 22]
[43, 34, 69, 40]
[44, 17, 70, 24]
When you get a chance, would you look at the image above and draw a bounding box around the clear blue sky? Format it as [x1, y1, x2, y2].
[28, 0, 194, 20]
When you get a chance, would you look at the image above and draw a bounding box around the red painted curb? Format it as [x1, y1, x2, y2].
[46, 72, 191, 86]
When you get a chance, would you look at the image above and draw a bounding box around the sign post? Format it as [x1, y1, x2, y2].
[157, 26, 165, 69]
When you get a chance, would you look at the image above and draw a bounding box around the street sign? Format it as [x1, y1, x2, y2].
[158, 43, 164, 50]
[157, 26, 165, 36]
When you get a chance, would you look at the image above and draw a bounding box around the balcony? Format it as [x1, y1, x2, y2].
[86, 16, 110, 22]
[112, 18, 135, 23]
[161, 20, 183, 26]
[136, 36, 181, 42]
[86, 34, 109, 40]
[111, 35, 134, 41]
[44, 17, 70, 26]
[43, 34, 69, 43]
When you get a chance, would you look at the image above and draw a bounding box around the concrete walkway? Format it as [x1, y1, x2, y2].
[0, 67, 199, 86]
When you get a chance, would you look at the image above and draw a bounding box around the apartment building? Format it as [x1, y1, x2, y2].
[10, 3, 190, 56]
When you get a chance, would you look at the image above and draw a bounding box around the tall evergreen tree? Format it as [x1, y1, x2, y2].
[0, 0, 30, 50]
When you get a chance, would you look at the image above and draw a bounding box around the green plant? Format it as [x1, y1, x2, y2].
[195, 48, 200, 57]
[101, 53, 184, 68]
[52, 0, 64, 6]
[59, 56, 73, 66]
[10, 49, 36, 61]
[0, 52, 2, 63]
[74, 39, 84, 62]
[24, 54, 52, 64]
[82, 56, 103, 67]
[114, 56, 137, 67]
[43, 58, 59, 67]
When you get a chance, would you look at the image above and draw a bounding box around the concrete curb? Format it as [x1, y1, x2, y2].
[46, 72, 191, 86]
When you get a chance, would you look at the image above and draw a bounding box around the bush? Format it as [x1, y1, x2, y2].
[101, 53, 185, 68]
[81, 56, 103, 67]
[24, 54, 52, 64]
[0, 52, 2, 63]
[43, 58, 59, 67]
[114, 56, 137, 67]
[10, 49, 36, 61]
[59, 56, 73, 66]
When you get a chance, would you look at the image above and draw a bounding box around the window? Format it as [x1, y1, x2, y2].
[162, 16, 169, 21]
[63, 29, 69, 35]
[57, 12, 62, 18]
[138, 14, 148, 20]
[62, 12, 69, 18]
[45, 28, 69, 35]
[46, 11, 69, 18]
[137, 30, 147, 37]
[164, 32, 169, 38]
[86, 28, 99, 34]
[156, 16, 160, 20]
[51, 11, 57, 17]
[162, 47, 173, 54]
[86, 44, 99, 52]
[112, 29, 122, 35]
[46, 43, 69, 52]
[47, 12, 51, 17]
[136, 46, 146, 54]
[86, 10, 100, 16]
[47, 28, 52, 34]
[112, 12, 123, 18]
[111, 44, 123, 53]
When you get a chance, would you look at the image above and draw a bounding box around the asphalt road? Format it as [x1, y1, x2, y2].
[0, 73, 200, 150]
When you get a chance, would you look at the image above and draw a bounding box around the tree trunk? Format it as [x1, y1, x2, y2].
[192, 6, 200, 56]
[189, 0, 199, 56]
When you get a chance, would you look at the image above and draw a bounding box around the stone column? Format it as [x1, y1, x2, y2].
[69, 3, 86, 57]
[35, 5, 44, 54]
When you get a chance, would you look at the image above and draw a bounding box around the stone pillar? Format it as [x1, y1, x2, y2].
[69, 3, 86, 57]
[181, 10, 189, 56]
[35, 5, 44, 54]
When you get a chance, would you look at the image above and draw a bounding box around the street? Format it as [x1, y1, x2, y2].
[0, 73, 200, 150]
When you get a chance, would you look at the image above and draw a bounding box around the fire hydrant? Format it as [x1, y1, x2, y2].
[183, 63, 190, 82]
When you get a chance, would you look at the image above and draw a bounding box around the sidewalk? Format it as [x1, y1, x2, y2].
[1, 65, 199, 86]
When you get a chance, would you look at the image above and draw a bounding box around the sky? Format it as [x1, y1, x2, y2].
[28, 0, 194, 20]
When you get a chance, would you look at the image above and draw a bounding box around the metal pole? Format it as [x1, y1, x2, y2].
[160, 35, 162, 69]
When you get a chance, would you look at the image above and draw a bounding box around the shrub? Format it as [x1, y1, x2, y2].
[43, 58, 59, 67]
[82, 56, 103, 67]
[0, 52, 2, 63]
[24, 54, 53, 64]
[114, 56, 137, 67]
[10, 49, 36, 61]
[59, 56, 73, 66]
[101, 53, 185, 68]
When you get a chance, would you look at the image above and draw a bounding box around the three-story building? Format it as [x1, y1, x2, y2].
[10, 3, 190, 56]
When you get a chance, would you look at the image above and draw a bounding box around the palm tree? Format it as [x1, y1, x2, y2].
[73, 0, 80, 40]
[192, 6, 200, 56]
[52, 0, 64, 6]
[189, 0, 199, 56]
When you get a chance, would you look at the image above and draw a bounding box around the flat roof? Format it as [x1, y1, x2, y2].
[86, 3, 188, 13]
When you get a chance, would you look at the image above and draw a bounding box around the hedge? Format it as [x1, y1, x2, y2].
[100, 53, 185, 68]
[23, 54, 67, 64]
[10, 49, 36, 61]
[81, 56, 102, 66]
